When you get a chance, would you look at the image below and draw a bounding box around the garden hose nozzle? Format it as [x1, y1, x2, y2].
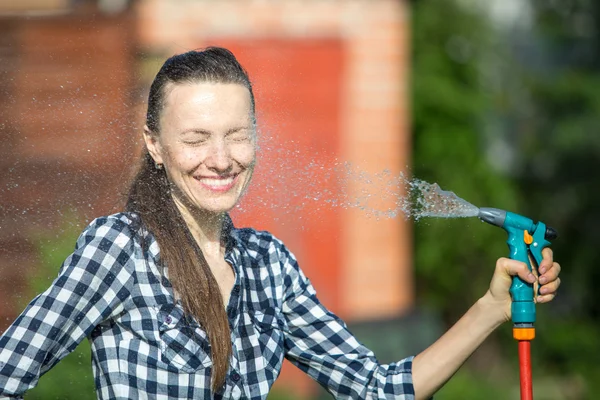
[478, 207, 557, 331]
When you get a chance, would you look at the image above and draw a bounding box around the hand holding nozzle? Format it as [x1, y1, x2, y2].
[478, 207, 558, 333]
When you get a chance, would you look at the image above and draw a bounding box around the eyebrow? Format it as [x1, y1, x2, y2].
[225, 126, 252, 135]
[180, 129, 211, 136]
[180, 126, 252, 137]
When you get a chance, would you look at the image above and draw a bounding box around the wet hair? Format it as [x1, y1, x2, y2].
[146, 47, 255, 133]
[125, 47, 254, 391]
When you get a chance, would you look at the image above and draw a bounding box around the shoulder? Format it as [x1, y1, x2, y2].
[57, 213, 144, 278]
[232, 227, 311, 300]
[76, 212, 145, 249]
[232, 227, 298, 267]
[233, 227, 287, 253]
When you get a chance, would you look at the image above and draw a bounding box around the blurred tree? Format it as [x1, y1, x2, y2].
[411, 0, 522, 396]
[501, 0, 600, 395]
[413, 0, 600, 397]
[23, 216, 96, 400]
[411, 0, 519, 320]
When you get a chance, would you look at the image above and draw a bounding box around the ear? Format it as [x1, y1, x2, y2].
[143, 125, 164, 165]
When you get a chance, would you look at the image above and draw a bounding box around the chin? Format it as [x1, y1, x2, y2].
[196, 198, 239, 215]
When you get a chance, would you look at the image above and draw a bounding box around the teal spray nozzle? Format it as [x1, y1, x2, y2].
[478, 208, 558, 328]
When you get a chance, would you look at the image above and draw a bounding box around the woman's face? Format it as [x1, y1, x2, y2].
[145, 82, 256, 215]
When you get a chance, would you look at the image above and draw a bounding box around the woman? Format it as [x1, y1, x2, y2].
[0, 47, 561, 399]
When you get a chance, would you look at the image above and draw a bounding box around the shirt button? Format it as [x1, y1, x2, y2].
[165, 316, 172, 324]
[232, 373, 241, 382]
[227, 306, 236, 319]
[233, 285, 240, 294]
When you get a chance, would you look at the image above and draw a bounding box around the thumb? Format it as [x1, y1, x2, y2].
[490, 257, 537, 298]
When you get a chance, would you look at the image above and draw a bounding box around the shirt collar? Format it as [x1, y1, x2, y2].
[221, 213, 238, 258]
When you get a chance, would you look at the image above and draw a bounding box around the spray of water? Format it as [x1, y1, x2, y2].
[408, 180, 480, 220]
[232, 133, 479, 222]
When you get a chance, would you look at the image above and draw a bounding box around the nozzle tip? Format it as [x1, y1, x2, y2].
[478, 207, 507, 228]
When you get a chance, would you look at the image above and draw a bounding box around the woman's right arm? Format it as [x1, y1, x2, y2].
[0, 215, 136, 398]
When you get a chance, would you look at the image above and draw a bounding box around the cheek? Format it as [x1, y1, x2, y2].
[233, 144, 256, 168]
[165, 147, 205, 170]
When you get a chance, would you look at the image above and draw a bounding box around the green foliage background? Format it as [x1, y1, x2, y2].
[23, 218, 96, 400]
[412, 0, 600, 398]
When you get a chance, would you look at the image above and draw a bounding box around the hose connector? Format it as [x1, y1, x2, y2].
[513, 323, 536, 341]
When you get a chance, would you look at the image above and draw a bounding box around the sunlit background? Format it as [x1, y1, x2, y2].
[0, 0, 598, 399]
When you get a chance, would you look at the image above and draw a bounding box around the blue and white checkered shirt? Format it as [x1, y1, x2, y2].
[0, 213, 415, 399]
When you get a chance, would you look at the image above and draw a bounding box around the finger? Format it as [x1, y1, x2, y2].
[539, 248, 554, 274]
[540, 277, 561, 295]
[528, 254, 539, 279]
[537, 293, 556, 303]
[497, 257, 536, 284]
[539, 262, 561, 285]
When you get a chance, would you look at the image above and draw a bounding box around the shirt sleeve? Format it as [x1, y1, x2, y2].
[275, 238, 415, 399]
[0, 215, 136, 398]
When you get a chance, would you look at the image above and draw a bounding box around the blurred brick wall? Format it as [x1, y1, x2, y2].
[0, 13, 136, 327]
[0, 0, 69, 14]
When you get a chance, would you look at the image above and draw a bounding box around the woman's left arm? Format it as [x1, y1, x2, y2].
[411, 248, 561, 399]
[277, 238, 560, 400]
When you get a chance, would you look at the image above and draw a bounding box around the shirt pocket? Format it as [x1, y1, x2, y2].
[250, 307, 287, 374]
[155, 303, 212, 373]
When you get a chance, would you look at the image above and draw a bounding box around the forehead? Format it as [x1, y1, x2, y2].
[160, 81, 253, 131]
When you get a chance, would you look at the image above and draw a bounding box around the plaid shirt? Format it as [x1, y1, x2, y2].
[0, 213, 415, 399]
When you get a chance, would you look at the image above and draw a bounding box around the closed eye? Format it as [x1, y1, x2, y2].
[180, 130, 210, 145]
[226, 128, 252, 142]
[182, 138, 208, 146]
[228, 132, 251, 142]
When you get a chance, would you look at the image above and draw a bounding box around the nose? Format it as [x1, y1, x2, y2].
[204, 138, 232, 172]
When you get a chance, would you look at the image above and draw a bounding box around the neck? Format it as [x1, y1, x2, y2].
[173, 195, 225, 258]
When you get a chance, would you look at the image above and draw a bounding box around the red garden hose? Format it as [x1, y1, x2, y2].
[518, 340, 533, 400]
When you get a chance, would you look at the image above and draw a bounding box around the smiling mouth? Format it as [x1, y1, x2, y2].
[195, 174, 239, 192]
